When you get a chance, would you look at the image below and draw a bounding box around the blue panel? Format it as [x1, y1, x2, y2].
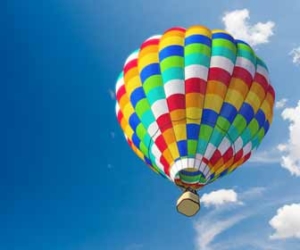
[185, 34, 211, 47]
[202, 109, 218, 126]
[130, 87, 146, 107]
[239, 103, 254, 124]
[212, 32, 235, 44]
[140, 63, 161, 83]
[132, 133, 140, 148]
[129, 113, 140, 131]
[145, 157, 152, 165]
[264, 121, 270, 133]
[255, 109, 266, 128]
[219, 169, 228, 178]
[220, 102, 237, 123]
[235, 39, 250, 47]
[177, 140, 187, 156]
[159, 45, 183, 61]
[187, 124, 200, 140]
[180, 169, 202, 177]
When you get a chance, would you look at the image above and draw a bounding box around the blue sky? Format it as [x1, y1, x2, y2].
[3, 1, 300, 250]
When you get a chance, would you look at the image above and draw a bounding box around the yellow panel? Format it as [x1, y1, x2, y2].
[228, 78, 249, 97]
[225, 89, 245, 109]
[139, 53, 159, 69]
[186, 93, 204, 108]
[250, 82, 266, 101]
[245, 92, 262, 112]
[173, 123, 187, 141]
[170, 109, 186, 121]
[212, 29, 230, 35]
[162, 148, 175, 165]
[185, 25, 211, 37]
[204, 95, 224, 112]
[162, 128, 177, 144]
[124, 68, 138, 84]
[206, 81, 227, 96]
[186, 107, 202, 120]
[168, 142, 180, 159]
[139, 45, 158, 58]
[159, 36, 184, 50]
[126, 76, 143, 94]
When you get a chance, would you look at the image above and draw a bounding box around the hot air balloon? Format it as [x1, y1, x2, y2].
[115, 25, 275, 216]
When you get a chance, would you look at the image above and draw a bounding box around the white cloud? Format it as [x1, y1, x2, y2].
[275, 98, 288, 109]
[222, 9, 275, 47]
[201, 189, 239, 207]
[279, 101, 300, 176]
[269, 203, 300, 239]
[290, 47, 300, 65]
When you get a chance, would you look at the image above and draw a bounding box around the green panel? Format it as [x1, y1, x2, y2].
[160, 56, 184, 71]
[185, 44, 211, 57]
[213, 39, 237, 53]
[143, 75, 163, 94]
[216, 116, 232, 132]
[135, 99, 150, 117]
[187, 140, 198, 156]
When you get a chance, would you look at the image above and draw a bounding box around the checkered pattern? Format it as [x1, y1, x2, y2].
[115, 25, 275, 190]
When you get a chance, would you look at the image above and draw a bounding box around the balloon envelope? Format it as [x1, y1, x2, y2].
[115, 25, 275, 190]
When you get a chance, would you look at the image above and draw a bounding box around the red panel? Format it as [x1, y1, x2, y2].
[232, 67, 253, 87]
[117, 111, 123, 123]
[140, 38, 160, 50]
[167, 94, 185, 111]
[185, 78, 206, 94]
[124, 59, 137, 74]
[208, 68, 231, 86]
[164, 27, 186, 33]
[156, 113, 172, 132]
[223, 147, 234, 163]
[210, 149, 221, 165]
[243, 152, 251, 162]
[155, 134, 168, 152]
[116, 85, 126, 101]
[160, 156, 170, 176]
[234, 149, 243, 163]
[254, 73, 269, 91]
[268, 84, 275, 100]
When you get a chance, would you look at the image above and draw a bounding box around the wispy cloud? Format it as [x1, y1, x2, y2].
[278, 101, 300, 176]
[194, 213, 247, 250]
[290, 47, 300, 65]
[124, 243, 143, 250]
[222, 9, 275, 47]
[269, 203, 300, 239]
[108, 89, 116, 100]
[248, 147, 281, 164]
[275, 98, 288, 109]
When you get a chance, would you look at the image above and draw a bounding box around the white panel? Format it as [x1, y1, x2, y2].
[125, 50, 139, 65]
[185, 65, 208, 80]
[151, 99, 169, 118]
[145, 35, 162, 41]
[235, 57, 256, 78]
[242, 142, 252, 156]
[181, 158, 189, 169]
[234, 137, 244, 152]
[210, 56, 234, 74]
[196, 153, 203, 161]
[115, 75, 124, 92]
[204, 143, 217, 159]
[187, 158, 196, 169]
[256, 65, 269, 82]
[147, 122, 159, 138]
[150, 143, 162, 159]
[115, 103, 120, 116]
[195, 158, 201, 168]
[218, 137, 231, 155]
[164, 79, 185, 97]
